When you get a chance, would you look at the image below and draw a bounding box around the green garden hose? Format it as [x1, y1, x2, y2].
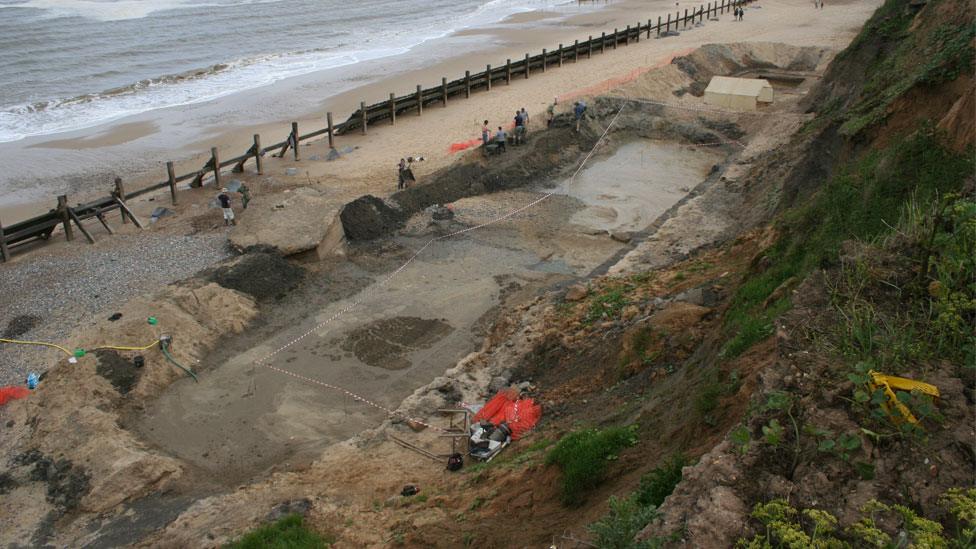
[160, 339, 199, 383]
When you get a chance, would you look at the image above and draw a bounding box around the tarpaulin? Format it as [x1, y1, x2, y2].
[473, 388, 542, 440]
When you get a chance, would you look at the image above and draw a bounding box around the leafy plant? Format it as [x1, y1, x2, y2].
[547, 425, 639, 505]
[588, 496, 663, 549]
[636, 454, 689, 508]
[730, 424, 751, 454]
[227, 515, 332, 549]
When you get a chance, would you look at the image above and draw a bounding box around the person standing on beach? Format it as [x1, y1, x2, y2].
[397, 158, 407, 190]
[217, 188, 236, 226]
[482, 120, 491, 146]
[546, 102, 555, 127]
[240, 184, 251, 209]
[514, 110, 525, 145]
[520, 107, 529, 126]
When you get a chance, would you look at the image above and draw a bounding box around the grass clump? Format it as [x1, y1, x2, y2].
[547, 425, 638, 505]
[722, 128, 972, 359]
[587, 453, 690, 548]
[226, 514, 331, 549]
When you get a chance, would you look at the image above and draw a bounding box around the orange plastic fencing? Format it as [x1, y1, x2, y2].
[449, 138, 484, 153]
[557, 47, 695, 104]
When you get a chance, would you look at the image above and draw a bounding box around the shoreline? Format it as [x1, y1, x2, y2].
[0, 0, 702, 223]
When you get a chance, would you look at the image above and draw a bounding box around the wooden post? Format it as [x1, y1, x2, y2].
[666, 13, 671, 32]
[57, 195, 73, 241]
[291, 122, 300, 160]
[416, 85, 423, 115]
[326, 112, 335, 149]
[613, 28, 618, 49]
[464, 71, 471, 98]
[67, 207, 95, 244]
[658, 15, 662, 35]
[114, 177, 128, 224]
[635, 22, 640, 42]
[587, 36, 593, 58]
[0, 217, 9, 263]
[558, 44, 564, 67]
[166, 161, 177, 204]
[524, 53, 530, 78]
[389, 93, 397, 125]
[95, 211, 113, 235]
[647, 18, 652, 38]
[573, 39, 579, 61]
[541, 49, 547, 72]
[700, 5, 704, 22]
[442, 77, 448, 107]
[253, 134, 263, 174]
[625, 25, 630, 45]
[684, 8, 688, 27]
[211, 147, 222, 186]
[506, 59, 512, 84]
[360, 102, 368, 135]
[113, 196, 144, 229]
[486, 66, 491, 91]
[601, 32, 606, 53]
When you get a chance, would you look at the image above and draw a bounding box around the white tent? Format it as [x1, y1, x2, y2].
[703, 76, 774, 111]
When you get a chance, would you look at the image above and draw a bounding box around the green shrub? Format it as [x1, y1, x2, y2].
[546, 425, 638, 505]
[226, 515, 331, 549]
[635, 454, 689, 508]
[588, 496, 662, 549]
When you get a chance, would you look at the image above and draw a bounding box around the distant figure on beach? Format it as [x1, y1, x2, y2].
[520, 107, 529, 125]
[547, 102, 555, 127]
[217, 188, 236, 226]
[574, 101, 587, 132]
[397, 158, 407, 190]
[240, 184, 251, 209]
[482, 120, 491, 146]
[495, 126, 507, 152]
[514, 110, 526, 145]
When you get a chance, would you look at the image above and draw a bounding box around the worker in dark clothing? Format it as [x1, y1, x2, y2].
[217, 188, 236, 226]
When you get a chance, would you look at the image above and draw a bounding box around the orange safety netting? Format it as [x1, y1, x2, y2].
[472, 388, 542, 440]
[557, 47, 695, 104]
[449, 138, 483, 153]
[0, 386, 29, 406]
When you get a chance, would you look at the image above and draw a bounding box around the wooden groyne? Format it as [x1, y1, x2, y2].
[0, 0, 751, 263]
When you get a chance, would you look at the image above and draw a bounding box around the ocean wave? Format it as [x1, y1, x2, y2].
[0, 0, 573, 143]
[0, 0, 285, 22]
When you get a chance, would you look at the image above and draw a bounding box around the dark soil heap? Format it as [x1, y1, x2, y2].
[208, 246, 304, 301]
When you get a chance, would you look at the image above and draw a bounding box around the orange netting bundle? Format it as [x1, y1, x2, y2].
[472, 388, 542, 440]
[448, 138, 484, 154]
[0, 386, 29, 406]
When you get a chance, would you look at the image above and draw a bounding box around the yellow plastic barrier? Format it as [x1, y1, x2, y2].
[869, 371, 940, 425]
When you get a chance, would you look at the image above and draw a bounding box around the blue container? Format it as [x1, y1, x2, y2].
[26, 372, 39, 390]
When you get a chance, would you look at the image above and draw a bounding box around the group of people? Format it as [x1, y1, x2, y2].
[733, 6, 745, 20]
[481, 106, 531, 153]
[397, 158, 417, 190]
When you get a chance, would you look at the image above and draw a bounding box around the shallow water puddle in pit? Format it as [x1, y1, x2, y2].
[557, 140, 723, 233]
[134, 139, 726, 484]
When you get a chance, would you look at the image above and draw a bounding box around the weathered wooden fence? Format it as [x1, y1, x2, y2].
[0, 0, 752, 262]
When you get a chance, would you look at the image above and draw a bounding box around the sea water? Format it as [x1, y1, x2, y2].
[0, 0, 569, 143]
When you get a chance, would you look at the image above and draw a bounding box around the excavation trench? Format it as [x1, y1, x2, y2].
[133, 136, 726, 485]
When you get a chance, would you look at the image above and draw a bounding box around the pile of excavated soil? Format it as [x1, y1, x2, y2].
[208, 247, 304, 300]
[3, 315, 41, 339]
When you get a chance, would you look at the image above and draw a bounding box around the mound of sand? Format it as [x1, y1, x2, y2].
[229, 187, 338, 255]
[0, 281, 258, 545]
